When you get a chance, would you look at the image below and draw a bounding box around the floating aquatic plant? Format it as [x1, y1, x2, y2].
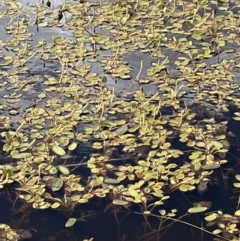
[0, 0, 240, 239]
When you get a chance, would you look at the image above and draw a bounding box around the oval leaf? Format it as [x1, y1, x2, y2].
[12, 152, 32, 159]
[235, 210, 240, 216]
[188, 207, 208, 213]
[115, 125, 128, 136]
[234, 183, 240, 188]
[65, 218, 76, 228]
[52, 145, 66, 156]
[58, 165, 70, 175]
[104, 178, 121, 184]
[52, 178, 63, 191]
[68, 142, 77, 151]
[112, 199, 129, 205]
[202, 164, 220, 170]
[51, 202, 61, 209]
[205, 213, 218, 222]
[213, 229, 221, 235]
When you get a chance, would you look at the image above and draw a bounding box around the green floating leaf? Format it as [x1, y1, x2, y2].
[51, 202, 61, 209]
[38, 22, 48, 27]
[196, 142, 205, 147]
[143, 211, 151, 215]
[179, 184, 195, 192]
[104, 178, 121, 184]
[49, 166, 58, 175]
[0, 58, 13, 66]
[234, 112, 240, 117]
[189, 151, 202, 160]
[205, 213, 218, 222]
[12, 152, 32, 159]
[58, 165, 70, 175]
[211, 141, 223, 149]
[96, 176, 103, 184]
[202, 164, 220, 170]
[212, 229, 221, 235]
[186, 20, 194, 29]
[52, 145, 66, 156]
[233, 183, 240, 188]
[92, 142, 103, 149]
[68, 142, 77, 151]
[65, 218, 77, 228]
[188, 207, 208, 213]
[112, 199, 129, 206]
[128, 187, 138, 197]
[102, 76, 107, 83]
[38, 92, 46, 99]
[235, 210, 240, 216]
[3, 169, 12, 177]
[159, 209, 166, 216]
[115, 125, 128, 136]
[52, 178, 63, 191]
[236, 175, 240, 181]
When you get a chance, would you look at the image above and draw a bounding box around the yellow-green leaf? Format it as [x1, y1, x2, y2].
[52, 145, 66, 156]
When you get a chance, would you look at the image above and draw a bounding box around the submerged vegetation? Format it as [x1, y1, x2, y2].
[1, 0, 240, 239]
